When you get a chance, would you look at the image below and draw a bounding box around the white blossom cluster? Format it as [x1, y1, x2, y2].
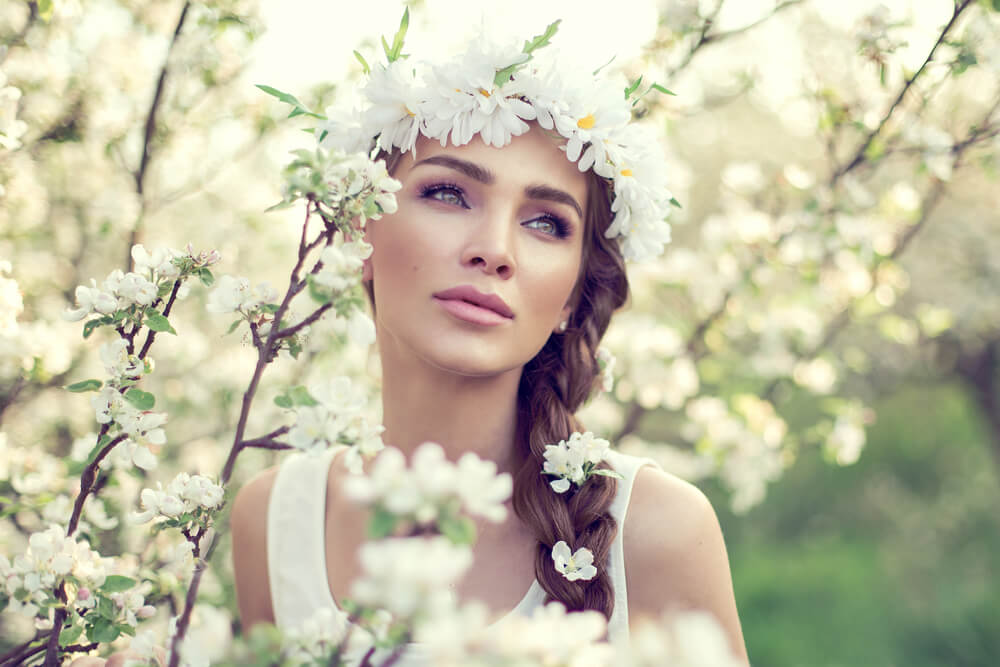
[131, 473, 225, 525]
[344, 442, 512, 524]
[205, 274, 277, 315]
[416, 601, 615, 667]
[351, 536, 473, 619]
[280, 146, 401, 222]
[320, 26, 673, 261]
[542, 431, 617, 493]
[0, 526, 108, 619]
[89, 384, 167, 471]
[0, 69, 27, 152]
[0, 260, 21, 338]
[628, 610, 745, 667]
[286, 376, 385, 470]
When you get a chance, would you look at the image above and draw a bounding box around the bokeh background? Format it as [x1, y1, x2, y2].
[2, 0, 999, 665]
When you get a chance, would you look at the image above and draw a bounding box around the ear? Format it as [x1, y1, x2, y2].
[553, 305, 572, 333]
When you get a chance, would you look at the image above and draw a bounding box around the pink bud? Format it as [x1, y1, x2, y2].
[137, 605, 156, 619]
[76, 587, 91, 601]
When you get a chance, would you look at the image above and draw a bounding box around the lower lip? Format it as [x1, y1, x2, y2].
[434, 297, 512, 326]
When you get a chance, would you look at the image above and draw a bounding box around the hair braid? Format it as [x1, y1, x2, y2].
[512, 172, 629, 619]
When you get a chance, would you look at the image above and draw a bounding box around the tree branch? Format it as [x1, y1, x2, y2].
[831, 0, 975, 184]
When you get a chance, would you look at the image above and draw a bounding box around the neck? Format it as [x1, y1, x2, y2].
[377, 340, 523, 476]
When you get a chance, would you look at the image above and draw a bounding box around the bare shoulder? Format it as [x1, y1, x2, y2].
[230, 465, 280, 629]
[623, 465, 749, 663]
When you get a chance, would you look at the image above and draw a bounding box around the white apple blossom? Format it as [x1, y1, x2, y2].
[629, 609, 744, 667]
[99, 338, 143, 379]
[131, 244, 182, 280]
[352, 536, 472, 619]
[551, 540, 598, 582]
[542, 431, 616, 493]
[0, 261, 22, 338]
[131, 473, 224, 525]
[0, 70, 27, 151]
[344, 442, 512, 525]
[490, 602, 615, 666]
[205, 275, 275, 314]
[62, 279, 119, 321]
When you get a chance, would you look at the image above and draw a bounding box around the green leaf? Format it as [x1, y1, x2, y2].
[124, 389, 156, 410]
[226, 318, 243, 335]
[288, 385, 318, 407]
[494, 19, 561, 87]
[87, 617, 121, 643]
[306, 274, 332, 304]
[273, 394, 293, 409]
[83, 318, 108, 339]
[590, 468, 625, 481]
[368, 507, 398, 539]
[669, 197, 683, 209]
[66, 379, 103, 393]
[101, 575, 137, 593]
[197, 267, 215, 287]
[259, 303, 281, 314]
[521, 19, 561, 56]
[85, 434, 113, 467]
[37, 0, 53, 21]
[60, 624, 83, 644]
[256, 84, 305, 108]
[624, 75, 643, 100]
[438, 515, 477, 545]
[97, 595, 117, 620]
[388, 7, 410, 61]
[353, 50, 371, 75]
[145, 311, 177, 335]
[648, 83, 675, 96]
[592, 54, 617, 76]
[992, 0, 1000, 12]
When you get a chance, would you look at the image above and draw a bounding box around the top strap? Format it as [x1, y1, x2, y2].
[267, 446, 343, 629]
[603, 449, 659, 646]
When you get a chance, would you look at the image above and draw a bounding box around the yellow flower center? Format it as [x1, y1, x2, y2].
[620, 168, 633, 177]
[479, 88, 492, 97]
[577, 114, 596, 129]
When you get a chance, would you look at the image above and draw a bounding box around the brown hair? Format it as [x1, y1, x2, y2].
[371, 143, 629, 619]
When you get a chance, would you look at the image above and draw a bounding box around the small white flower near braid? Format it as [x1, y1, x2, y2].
[542, 431, 623, 493]
[552, 540, 598, 582]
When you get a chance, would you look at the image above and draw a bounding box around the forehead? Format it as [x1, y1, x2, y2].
[397, 125, 588, 203]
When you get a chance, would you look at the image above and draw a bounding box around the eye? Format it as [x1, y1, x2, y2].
[524, 214, 571, 239]
[420, 183, 469, 208]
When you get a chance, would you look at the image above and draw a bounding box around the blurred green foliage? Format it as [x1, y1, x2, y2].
[713, 380, 1000, 666]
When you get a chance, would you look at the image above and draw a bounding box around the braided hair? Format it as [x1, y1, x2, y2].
[372, 146, 629, 619]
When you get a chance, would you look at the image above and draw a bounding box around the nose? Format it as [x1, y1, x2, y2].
[461, 207, 517, 280]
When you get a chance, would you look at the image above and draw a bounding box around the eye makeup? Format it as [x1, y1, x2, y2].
[417, 180, 574, 239]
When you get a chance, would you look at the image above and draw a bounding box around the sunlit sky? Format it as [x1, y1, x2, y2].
[248, 0, 662, 88]
[246, 0, 954, 97]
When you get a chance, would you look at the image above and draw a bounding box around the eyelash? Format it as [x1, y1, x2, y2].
[418, 183, 572, 239]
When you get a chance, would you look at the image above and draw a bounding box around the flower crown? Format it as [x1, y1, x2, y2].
[285, 11, 677, 263]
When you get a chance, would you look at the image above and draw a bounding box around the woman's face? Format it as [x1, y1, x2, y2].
[365, 124, 588, 378]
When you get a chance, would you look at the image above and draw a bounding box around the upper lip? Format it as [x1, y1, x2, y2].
[433, 285, 514, 319]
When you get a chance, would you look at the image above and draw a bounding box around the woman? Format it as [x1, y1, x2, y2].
[230, 29, 749, 657]
[77, 19, 749, 666]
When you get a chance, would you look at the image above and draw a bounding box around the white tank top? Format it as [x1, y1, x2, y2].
[267, 446, 656, 663]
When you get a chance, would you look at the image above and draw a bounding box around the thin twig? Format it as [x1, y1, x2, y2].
[831, 0, 974, 184]
[138, 279, 183, 359]
[274, 302, 333, 340]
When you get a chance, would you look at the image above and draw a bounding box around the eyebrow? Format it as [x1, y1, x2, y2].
[412, 155, 585, 221]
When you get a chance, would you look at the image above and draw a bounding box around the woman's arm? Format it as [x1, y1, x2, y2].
[230, 467, 279, 630]
[623, 466, 749, 664]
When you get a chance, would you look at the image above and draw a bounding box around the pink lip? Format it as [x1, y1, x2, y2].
[433, 286, 514, 326]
